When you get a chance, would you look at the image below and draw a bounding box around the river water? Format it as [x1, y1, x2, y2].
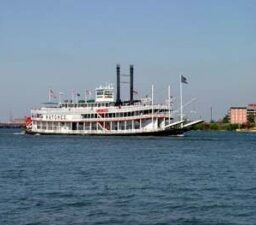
[0, 129, 255, 225]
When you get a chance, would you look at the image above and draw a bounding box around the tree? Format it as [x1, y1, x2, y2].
[248, 114, 255, 125]
[222, 114, 229, 123]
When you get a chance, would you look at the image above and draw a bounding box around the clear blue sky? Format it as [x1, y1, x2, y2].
[0, 0, 255, 121]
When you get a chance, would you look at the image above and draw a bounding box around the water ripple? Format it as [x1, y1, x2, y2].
[0, 130, 256, 225]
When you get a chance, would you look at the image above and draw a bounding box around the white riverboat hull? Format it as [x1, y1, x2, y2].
[25, 127, 187, 136]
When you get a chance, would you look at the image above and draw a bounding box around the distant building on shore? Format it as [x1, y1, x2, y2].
[229, 104, 256, 125]
[229, 107, 247, 124]
[247, 104, 256, 119]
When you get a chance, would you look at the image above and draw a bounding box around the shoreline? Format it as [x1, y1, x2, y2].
[0, 124, 23, 129]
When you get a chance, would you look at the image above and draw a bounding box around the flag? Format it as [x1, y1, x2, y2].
[49, 89, 57, 98]
[181, 75, 188, 84]
[86, 90, 92, 95]
[133, 90, 138, 95]
[77, 93, 80, 97]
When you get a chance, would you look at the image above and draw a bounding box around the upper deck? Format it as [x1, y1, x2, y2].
[31, 99, 170, 122]
[30, 64, 172, 122]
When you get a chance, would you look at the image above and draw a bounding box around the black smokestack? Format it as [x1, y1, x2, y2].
[116, 64, 121, 105]
[130, 65, 134, 104]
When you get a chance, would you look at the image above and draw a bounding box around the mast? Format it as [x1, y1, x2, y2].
[180, 75, 183, 127]
[180, 74, 188, 127]
[71, 90, 74, 103]
[75, 91, 78, 104]
[58, 92, 62, 105]
[168, 85, 171, 124]
[152, 84, 154, 128]
[48, 89, 51, 102]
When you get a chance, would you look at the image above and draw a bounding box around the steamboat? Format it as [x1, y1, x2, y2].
[25, 65, 202, 136]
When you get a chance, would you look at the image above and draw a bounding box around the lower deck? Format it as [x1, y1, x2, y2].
[31, 117, 172, 135]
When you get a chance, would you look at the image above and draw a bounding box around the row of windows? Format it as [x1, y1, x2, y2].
[36, 121, 141, 131]
[32, 114, 43, 118]
[61, 103, 114, 108]
[97, 95, 113, 98]
[96, 90, 113, 96]
[82, 109, 167, 119]
[33, 109, 167, 120]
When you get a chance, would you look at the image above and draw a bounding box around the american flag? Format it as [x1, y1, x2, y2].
[86, 90, 92, 95]
[49, 89, 57, 98]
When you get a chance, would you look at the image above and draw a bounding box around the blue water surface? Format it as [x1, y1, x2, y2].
[0, 129, 256, 225]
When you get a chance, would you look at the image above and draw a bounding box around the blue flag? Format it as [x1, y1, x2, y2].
[181, 75, 188, 84]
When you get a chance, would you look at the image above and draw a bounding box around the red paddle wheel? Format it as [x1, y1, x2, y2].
[24, 117, 33, 133]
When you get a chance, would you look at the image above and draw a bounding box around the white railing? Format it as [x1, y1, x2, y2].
[33, 126, 165, 135]
[32, 113, 169, 122]
[31, 104, 169, 114]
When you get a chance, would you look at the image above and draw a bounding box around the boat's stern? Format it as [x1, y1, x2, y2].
[24, 117, 33, 134]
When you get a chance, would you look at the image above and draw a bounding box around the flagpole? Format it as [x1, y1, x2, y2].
[48, 89, 51, 102]
[168, 85, 171, 124]
[71, 90, 74, 103]
[58, 92, 61, 105]
[152, 84, 154, 129]
[59, 92, 63, 105]
[180, 75, 183, 127]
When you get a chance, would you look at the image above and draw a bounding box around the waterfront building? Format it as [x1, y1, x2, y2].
[247, 104, 256, 123]
[229, 107, 247, 125]
[247, 104, 256, 116]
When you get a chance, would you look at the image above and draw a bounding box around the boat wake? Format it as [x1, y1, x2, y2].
[13, 131, 25, 135]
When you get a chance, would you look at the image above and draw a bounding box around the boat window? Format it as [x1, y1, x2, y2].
[91, 123, 97, 130]
[78, 123, 83, 130]
[97, 90, 104, 95]
[134, 121, 140, 129]
[112, 122, 117, 130]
